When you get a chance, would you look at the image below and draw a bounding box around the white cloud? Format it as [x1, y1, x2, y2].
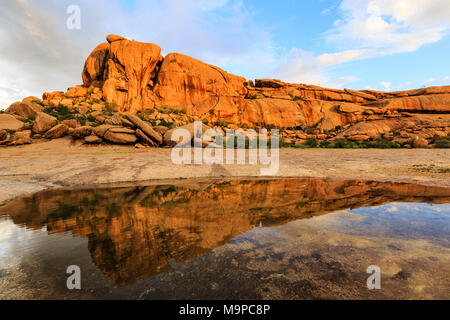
[386, 206, 398, 212]
[380, 82, 392, 90]
[273, 0, 450, 87]
[328, 0, 450, 54]
[274, 48, 364, 87]
[421, 76, 450, 86]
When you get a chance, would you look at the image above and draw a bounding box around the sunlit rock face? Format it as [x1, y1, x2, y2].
[3, 178, 450, 287]
[79, 35, 450, 132]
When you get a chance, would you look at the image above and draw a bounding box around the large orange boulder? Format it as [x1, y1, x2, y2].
[6, 101, 42, 118]
[82, 42, 110, 88]
[102, 39, 163, 113]
[0, 114, 25, 131]
[32, 112, 58, 134]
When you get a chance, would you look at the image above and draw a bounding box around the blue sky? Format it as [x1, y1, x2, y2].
[1, 0, 450, 107]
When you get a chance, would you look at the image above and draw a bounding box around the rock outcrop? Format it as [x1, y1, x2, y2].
[78, 35, 449, 134]
[1, 34, 449, 148]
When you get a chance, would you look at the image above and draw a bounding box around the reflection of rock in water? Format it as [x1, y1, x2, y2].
[2, 179, 450, 287]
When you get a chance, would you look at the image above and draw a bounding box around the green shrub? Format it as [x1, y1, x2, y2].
[214, 120, 228, 127]
[293, 96, 306, 101]
[149, 120, 173, 129]
[434, 137, 450, 148]
[104, 102, 119, 115]
[76, 116, 87, 126]
[303, 137, 318, 148]
[43, 104, 75, 121]
[31, 100, 45, 107]
[157, 106, 186, 115]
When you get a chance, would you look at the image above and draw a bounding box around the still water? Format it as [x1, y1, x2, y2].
[0, 178, 449, 300]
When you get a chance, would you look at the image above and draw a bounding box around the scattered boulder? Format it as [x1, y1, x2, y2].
[42, 91, 64, 101]
[74, 105, 89, 115]
[66, 86, 88, 98]
[72, 126, 93, 139]
[164, 122, 212, 147]
[153, 125, 170, 136]
[9, 130, 32, 145]
[93, 124, 114, 138]
[84, 135, 103, 144]
[111, 113, 135, 127]
[126, 114, 162, 145]
[32, 112, 57, 134]
[411, 136, 429, 148]
[6, 101, 42, 118]
[43, 124, 69, 139]
[62, 119, 80, 129]
[95, 115, 106, 123]
[136, 129, 157, 146]
[103, 127, 137, 144]
[22, 96, 40, 103]
[0, 129, 7, 141]
[59, 99, 74, 109]
[0, 114, 25, 131]
[347, 134, 371, 142]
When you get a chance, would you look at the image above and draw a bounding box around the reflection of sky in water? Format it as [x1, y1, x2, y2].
[320, 203, 450, 247]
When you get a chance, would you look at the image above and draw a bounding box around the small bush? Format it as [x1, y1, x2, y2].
[157, 106, 186, 115]
[214, 120, 228, 127]
[43, 104, 75, 121]
[293, 96, 306, 101]
[104, 102, 119, 115]
[435, 137, 450, 148]
[149, 120, 174, 129]
[17, 117, 33, 124]
[76, 116, 87, 126]
[303, 137, 318, 148]
[31, 100, 45, 107]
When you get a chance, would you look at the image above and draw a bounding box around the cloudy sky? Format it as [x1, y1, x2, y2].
[1, 0, 450, 108]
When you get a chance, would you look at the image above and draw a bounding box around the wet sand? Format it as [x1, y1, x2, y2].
[1, 137, 449, 205]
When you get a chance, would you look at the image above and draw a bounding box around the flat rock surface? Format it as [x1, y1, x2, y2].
[0, 137, 449, 205]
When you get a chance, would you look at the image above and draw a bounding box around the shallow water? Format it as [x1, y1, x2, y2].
[0, 178, 449, 300]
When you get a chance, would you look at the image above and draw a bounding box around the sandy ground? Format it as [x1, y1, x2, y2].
[0, 137, 449, 205]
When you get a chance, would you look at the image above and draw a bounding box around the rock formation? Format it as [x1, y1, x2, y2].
[1, 34, 449, 148]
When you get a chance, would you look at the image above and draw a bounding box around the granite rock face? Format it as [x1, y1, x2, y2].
[79, 35, 449, 133]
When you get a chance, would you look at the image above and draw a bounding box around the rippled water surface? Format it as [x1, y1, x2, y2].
[0, 178, 449, 299]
